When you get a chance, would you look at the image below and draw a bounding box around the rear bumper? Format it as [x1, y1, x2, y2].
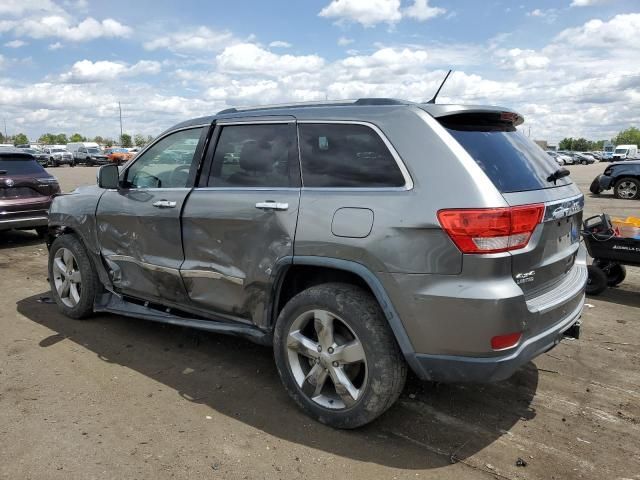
[410, 297, 583, 382]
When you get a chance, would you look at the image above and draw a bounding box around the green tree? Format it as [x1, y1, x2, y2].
[69, 133, 85, 142]
[38, 133, 56, 144]
[103, 137, 115, 147]
[613, 127, 640, 146]
[133, 133, 147, 147]
[13, 133, 29, 145]
[120, 133, 132, 148]
[54, 133, 68, 144]
[0, 132, 4, 143]
[93, 136, 104, 144]
[558, 137, 592, 151]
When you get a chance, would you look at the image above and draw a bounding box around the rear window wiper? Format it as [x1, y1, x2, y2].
[547, 167, 570, 185]
[0, 170, 7, 175]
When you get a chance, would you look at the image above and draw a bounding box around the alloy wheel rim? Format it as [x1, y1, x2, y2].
[52, 248, 82, 308]
[286, 309, 368, 410]
[618, 181, 637, 199]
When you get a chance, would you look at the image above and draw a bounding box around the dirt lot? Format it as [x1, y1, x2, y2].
[1, 163, 639, 480]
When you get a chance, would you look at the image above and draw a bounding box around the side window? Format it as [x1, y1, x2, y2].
[125, 127, 203, 189]
[298, 123, 406, 188]
[207, 123, 299, 188]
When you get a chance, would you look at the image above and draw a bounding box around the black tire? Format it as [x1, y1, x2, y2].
[589, 176, 602, 194]
[48, 234, 100, 319]
[613, 177, 640, 200]
[86, 157, 93, 166]
[581, 160, 587, 165]
[593, 260, 627, 286]
[586, 265, 608, 296]
[273, 283, 407, 429]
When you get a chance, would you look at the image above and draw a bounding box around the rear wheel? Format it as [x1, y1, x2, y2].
[273, 283, 406, 429]
[48, 234, 100, 319]
[614, 178, 640, 200]
[586, 264, 608, 295]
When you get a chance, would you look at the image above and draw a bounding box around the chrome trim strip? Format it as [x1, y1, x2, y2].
[180, 269, 244, 286]
[107, 255, 180, 275]
[297, 120, 414, 191]
[0, 216, 48, 224]
[0, 209, 48, 215]
[192, 187, 299, 192]
[217, 120, 295, 126]
[542, 194, 584, 223]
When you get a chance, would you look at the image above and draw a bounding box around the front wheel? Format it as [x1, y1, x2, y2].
[48, 234, 100, 319]
[273, 283, 407, 429]
[614, 178, 640, 200]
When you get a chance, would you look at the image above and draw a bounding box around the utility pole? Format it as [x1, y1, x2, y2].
[3, 118, 7, 139]
[118, 102, 123, 142]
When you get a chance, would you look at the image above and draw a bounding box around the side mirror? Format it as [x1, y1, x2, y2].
[97, 164, 120, 189]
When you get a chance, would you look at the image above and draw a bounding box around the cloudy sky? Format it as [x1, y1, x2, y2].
[0, 0, 638, 143]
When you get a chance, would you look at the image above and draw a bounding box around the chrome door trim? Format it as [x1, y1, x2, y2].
[107, 255, 180, 276]
[180, 269, 244, 286]
[296, 120, 414, 191]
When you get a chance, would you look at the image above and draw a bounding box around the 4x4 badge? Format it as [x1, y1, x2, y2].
[515, 270, 535, 284]
[4, 178, 14, 187]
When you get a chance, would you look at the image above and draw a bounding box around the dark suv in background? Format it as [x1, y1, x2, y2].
[46, 99, 586, 428]
[0, 147, 60, 236]
[590, 161, 640, 199]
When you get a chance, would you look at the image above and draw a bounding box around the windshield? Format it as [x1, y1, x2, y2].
[52, 148, 65, 153]
[0, 158, 46, 175]
[441, 113, 571, 193]
[87, 148, 101, 154]
[615, 148, 628, 154]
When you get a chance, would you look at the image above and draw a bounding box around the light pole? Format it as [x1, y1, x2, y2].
[118, 102, 123, 143]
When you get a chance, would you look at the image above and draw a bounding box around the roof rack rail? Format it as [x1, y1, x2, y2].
[216, 98, 411, 115]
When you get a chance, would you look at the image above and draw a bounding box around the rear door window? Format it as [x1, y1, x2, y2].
[440, 113, 571, 193]
[207, 123, 299, 188]
[0, 158, 46, 175]
[298, 123, 406, 188]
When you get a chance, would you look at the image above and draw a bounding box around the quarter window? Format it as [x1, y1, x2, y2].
[125, 127, 203, 189]
[298, 123, 405, 188]
[208, 123, 299, 188]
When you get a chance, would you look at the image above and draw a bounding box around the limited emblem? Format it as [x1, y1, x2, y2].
[4, 178, 14, 187]
[515, 270, 536, 284]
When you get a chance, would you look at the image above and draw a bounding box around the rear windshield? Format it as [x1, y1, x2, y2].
[0, 158, 46, 175]
[441, 113, 571, 193]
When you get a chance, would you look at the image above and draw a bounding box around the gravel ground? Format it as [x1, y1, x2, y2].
[1, 163, 638, 480]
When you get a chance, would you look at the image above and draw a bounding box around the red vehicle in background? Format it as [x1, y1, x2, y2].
[104, 147, 133, 166]
[0, 147, 60, 237]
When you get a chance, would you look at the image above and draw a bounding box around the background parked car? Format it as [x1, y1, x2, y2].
[574, 152, 596, 165]
[0, 147, 60, 237]
[612, 145, 639, 162]
[19, 148, 49, 166]
[548, 150, 574, 165]
[42, 147, 74, 167]
[104, 147, 133, 165]
[590, 160, 640, 199]
[74, 146, 109, 166]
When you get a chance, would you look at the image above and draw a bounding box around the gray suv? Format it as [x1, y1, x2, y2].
[46, 99, 586, 428]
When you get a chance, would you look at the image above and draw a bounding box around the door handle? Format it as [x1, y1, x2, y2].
[255, 201, 289, 211]
[152, 200, 177, 208]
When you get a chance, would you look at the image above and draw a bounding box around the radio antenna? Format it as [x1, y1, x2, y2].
[426, 69, 452, 104]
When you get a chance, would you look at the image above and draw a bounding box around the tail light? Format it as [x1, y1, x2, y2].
[437, 204, 544, 254]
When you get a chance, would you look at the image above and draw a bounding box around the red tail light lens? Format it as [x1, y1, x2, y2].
[437, 204, 544, 254]
[491, 332, 522, 350]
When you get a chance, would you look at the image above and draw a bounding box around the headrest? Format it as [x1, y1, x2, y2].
[239, 141, 272, 172]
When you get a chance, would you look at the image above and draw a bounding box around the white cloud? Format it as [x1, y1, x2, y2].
[0, 0, 61, 17]
[555, 13, 640, 50]
[403, 0, 446, 22]
[337, 36, 354, 46]
[216, 43, 325, 76]
[144, 26, 234, 52]
[319, 0, 402, 27]
[48, 41, 62, 50]
[496, 48, 550, 71]
[12, 15, 131, 41]
[4, 39, 28, 48]
[269, 40, 292, 48]
[60, 59, 161, 83]
[570, 0, 610, 6]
